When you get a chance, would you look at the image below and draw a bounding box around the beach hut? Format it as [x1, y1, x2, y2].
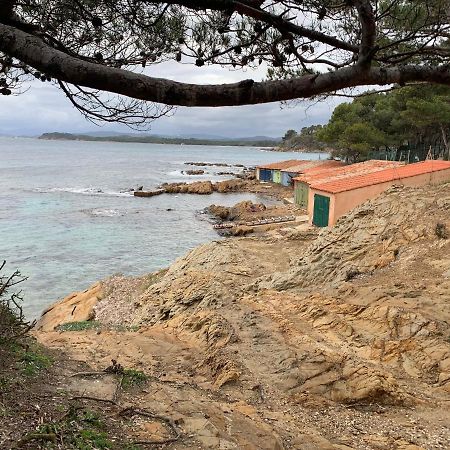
[279, 160, 343, 187]
[308, 160, 450, 227]
[293, 160, 404, 208]
[256, 160, 300, 182]
[256, 167, 273, 182]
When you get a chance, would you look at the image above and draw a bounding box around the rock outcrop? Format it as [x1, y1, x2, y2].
[35, 183, 450, 450]
[35, 282, 103, 331]
[162, 180, 215, 194]
[208, 200, 267, 221]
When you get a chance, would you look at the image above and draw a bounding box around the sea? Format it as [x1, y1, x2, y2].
[0, 137, 324, 319]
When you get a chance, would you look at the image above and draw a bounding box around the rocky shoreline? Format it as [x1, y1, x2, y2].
[29, 183, 450, 449]
[136, 176, 294, 201]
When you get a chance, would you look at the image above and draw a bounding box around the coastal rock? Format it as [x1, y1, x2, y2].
[35, 282, 103, 331]
[134, 189, 164, 197]
[35, 183, 450, 449]
[233, 200, 266, 215]
[162, 180, 214, 194]
[189, 180, 213, 194]
[184, 169, 205, 175]
[215, 179, 245, 193]
[185, 161, 232, 167]
[208, 204, 230, 220]
[208, 201, 266, 221]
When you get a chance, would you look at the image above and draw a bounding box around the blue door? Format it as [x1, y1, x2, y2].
[259, 169, 271, 181]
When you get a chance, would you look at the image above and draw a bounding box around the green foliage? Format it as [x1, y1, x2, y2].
[282, 129, 297, 141]
[73, 430, 113, 449]
[280, 125, 328, 152]
[30, 407, 115, 449]
[336, 122, 386, 163]
[121, 369, 148, 389]
[57, 320, 140, 333]
[318, 85, 450, 162]
[57, 320, 100, 332]
[18, 346, 52, 376]
[0, 263, 29, 344]
[23, 405, 145, 448]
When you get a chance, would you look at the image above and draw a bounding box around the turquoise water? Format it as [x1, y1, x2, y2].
[0, 137, 323, 318]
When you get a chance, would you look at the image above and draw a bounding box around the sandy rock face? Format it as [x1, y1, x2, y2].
[35, 282, 103, 331]
[262, 184, 450, 291]
[35, 183, 450, 449]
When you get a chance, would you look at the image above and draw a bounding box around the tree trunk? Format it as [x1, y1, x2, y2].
[440, 123, 449, 160]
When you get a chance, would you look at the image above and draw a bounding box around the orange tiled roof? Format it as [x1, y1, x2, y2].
[280, 159, 343, 173]
[293, 160, 344, 174]
[279, 161, 318, 172]
[293, 160, 404, 184]
[257, 159, 301, 170]
[311, 160, 450, 194]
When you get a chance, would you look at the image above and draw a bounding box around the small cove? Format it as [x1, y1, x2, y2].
[0, 137, 324, 318]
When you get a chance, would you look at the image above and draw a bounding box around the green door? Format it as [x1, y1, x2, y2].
[294, 184, 301, 205]
[313, 194, 330, 227]
[273, 170, 281, 184]
[298, 183, 308, 208]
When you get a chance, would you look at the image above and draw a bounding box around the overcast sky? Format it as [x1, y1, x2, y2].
[0, 61, 344, 138]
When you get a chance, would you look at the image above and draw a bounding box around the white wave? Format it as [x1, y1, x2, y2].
[167, 170, 183, 176]
[33, 187, 133, 197]
[88, 208, 124, 217]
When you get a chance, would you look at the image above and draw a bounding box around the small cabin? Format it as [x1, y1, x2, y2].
[308, 160, 450, 227]
[293, 160, 404, 209]
[256, 160, 300, 182]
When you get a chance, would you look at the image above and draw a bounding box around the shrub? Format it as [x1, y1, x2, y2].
[435, 223, 449, 239]
[121, 368, 148, 388]
[57, 320, 101, 332]
[0, 261, 33, 344]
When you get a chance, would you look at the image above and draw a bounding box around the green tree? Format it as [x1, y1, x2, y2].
[280, 125, 327, 151]
[335, 122, 386, 163]
[319, 85, 450, 161]
[282, 129, 297, 142]
[399, 87, 450, 158]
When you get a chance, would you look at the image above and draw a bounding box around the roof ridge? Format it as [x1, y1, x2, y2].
[312, 161, 450, 194]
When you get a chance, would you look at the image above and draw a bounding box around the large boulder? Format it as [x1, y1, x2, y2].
[188, 180, 213, 194]
[215, 179, 245, 193]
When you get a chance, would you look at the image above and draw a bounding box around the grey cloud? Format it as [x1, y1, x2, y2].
[0, 62, 344, 137]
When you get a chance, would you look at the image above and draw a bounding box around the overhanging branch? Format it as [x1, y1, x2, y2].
[0, 23, 449, 107]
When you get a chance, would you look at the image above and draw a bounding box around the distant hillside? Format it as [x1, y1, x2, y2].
[39, 132, 281, 148]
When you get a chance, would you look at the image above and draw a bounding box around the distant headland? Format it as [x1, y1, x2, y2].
[39, 132, 281, 148]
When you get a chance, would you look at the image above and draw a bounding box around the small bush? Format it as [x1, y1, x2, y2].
[122, 368, 148, 388]
[435, 222, 449, 239]
[57, 320, 101, 332]
[0, 261, 32, 343]
[75, 429, 113, 449]
[345, 268, 361, 281]
[18, 346, 52, 376]
[29, 408, 114, 449]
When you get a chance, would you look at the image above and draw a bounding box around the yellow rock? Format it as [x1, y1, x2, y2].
[34, 282, 103, 331]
